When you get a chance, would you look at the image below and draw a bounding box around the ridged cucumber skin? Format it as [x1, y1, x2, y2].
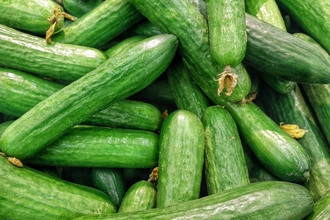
[128, 0, 251, 102]
[73, 181, 314, 220]
[223, 101, 311, 182]
[202, 106, 249, 194]
[52, 0, 144, 48]
[262, 83, 330, 201]
[0, 24, 107, 82]
[118, 180, 157, 213]
[244, 13, 330, 84]
[0, 156, 116, 220]
[306, 190, 330, 220]
[245, 0, 295, 94]
[167, 57, 210, 119]
[0, 67, 163, 132]
[104, 35, 147, 57]
[62, 0, 104, 17]
[0, 34, 177, 160]
[22, 126, 159, 168]
[157, 110, 204, 208]
[0, 0, 64, 35]
[91, 168, 127, 208]
[276, 0, 330, 54]
[206, 0, 246, 67]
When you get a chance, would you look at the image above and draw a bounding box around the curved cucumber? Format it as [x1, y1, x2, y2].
[0, 34, 177, 160]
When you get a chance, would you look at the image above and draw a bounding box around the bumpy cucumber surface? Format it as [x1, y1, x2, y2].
[0, 24, 107, 82]
[202, 105, 249, 194]
[157, 109, 204, 208]
[0, 156, 116, 220]
[73, 181, 314, 220]
[0, 34, 178, 160]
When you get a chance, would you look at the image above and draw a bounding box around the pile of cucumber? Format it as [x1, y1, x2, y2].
[0, 0, 330, 219]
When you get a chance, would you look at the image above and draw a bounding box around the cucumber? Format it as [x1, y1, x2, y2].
[157, 109, 204, 208]
[128, 0, 251, 102]
[206, 0, 246, 68]
[104, 35, 147, 57]
[245, 0, 295, 94]
[167, 56, 210, 119]
[306, 190, 330, 220]
[0, 155, 116, 220]
[62, 0, 104, 17]
[244, 13, 330, 84]
[0, 24, 107, 82]
[72, 181, 314, 220]
[52, 0, 144, 48]
[261, 83, 330, 201]
[91, 168, 127, 208]
[0, 0, 65, 35]
[0, 34, 177, 160]
[202, 106, 249, 194]
[249, 164, 280, 183]
[61, 167, 94, 187]
[118, 180, 157, 213]
[22, 125, 159, 169]
[276, 0, 330, 54]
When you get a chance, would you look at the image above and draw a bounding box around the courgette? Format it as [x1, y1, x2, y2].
[0, 34, 177, 160]
[157, 109, 204, 208]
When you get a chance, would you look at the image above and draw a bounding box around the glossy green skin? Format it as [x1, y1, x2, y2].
[0, 24, 107, 82]
[0, 156, 116, 220]
[157, 110, 204, 208]
[52, 0, 144, 48]
[167, 57, 210, 119]
[207, 0, 246, 67]
[262, 83, 330, 201]
[276, 0, 330, 54]
[23, 126, 159, 168]
[73, 181, 314, 220]
[104, 35, 147, 57]
[306, 190, 330, 220]
[118, 180, 157, 213]
[0, 34, 178, 160]
[202, 106, 249, 194]
[244, 13, 330, 84]
[0, 0, 64, 34]
[245, 0, 295, 94]
[128, 0, 251, 102]
[220, 101, 311, 182]
[63, 0, 104, 17]
[249, 165, 280, 183]
[91, 168, 127, 208]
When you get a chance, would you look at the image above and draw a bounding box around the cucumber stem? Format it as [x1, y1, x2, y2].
[215, 65, 238, 96]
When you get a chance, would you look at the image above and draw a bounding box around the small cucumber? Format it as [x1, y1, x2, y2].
[23, 125, 159, 169]
[202, 105, 249, 194]
[52, 0, 144, 48]
[206, 0, 246, 68]
[0, 34, 177, 160]
[118, 180, 157, 213]
[73, 181, 314, 220]
[0, 24, 107, 82]
[0, 155, 116, 220]
[157, 109, 204, 208]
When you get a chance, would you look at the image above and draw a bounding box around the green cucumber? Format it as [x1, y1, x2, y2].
[157, 109, 204, 208]
[261, 83, 330, 201]
[201, 105, 249, 194]
[22, 125, 159, 168]
[120, 20, 163, 38]
[128, 0, 251, 102]
[0, 34, 177, 160]
[118, 180, 157, 213]
[244, 13, 330, 84]
[62, 0, 104, 17]
[276, 0, 330, 54]
[73, 181, 314, 220]
[61, 167, 94, 187]
[0, 0, 65, 35]
[52, 0, 144, 48]
[0, 155, 116, 220]
[306, 190, 330, 220]
[91, 168, 127, 208]
[249, 164, 280, 183]
[245, 0, 295, 94]
[206, 0, 246, 68]
[104, 35, 147, 57]
[167, 57, 210, 119]
[0, 24, 107, 82]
